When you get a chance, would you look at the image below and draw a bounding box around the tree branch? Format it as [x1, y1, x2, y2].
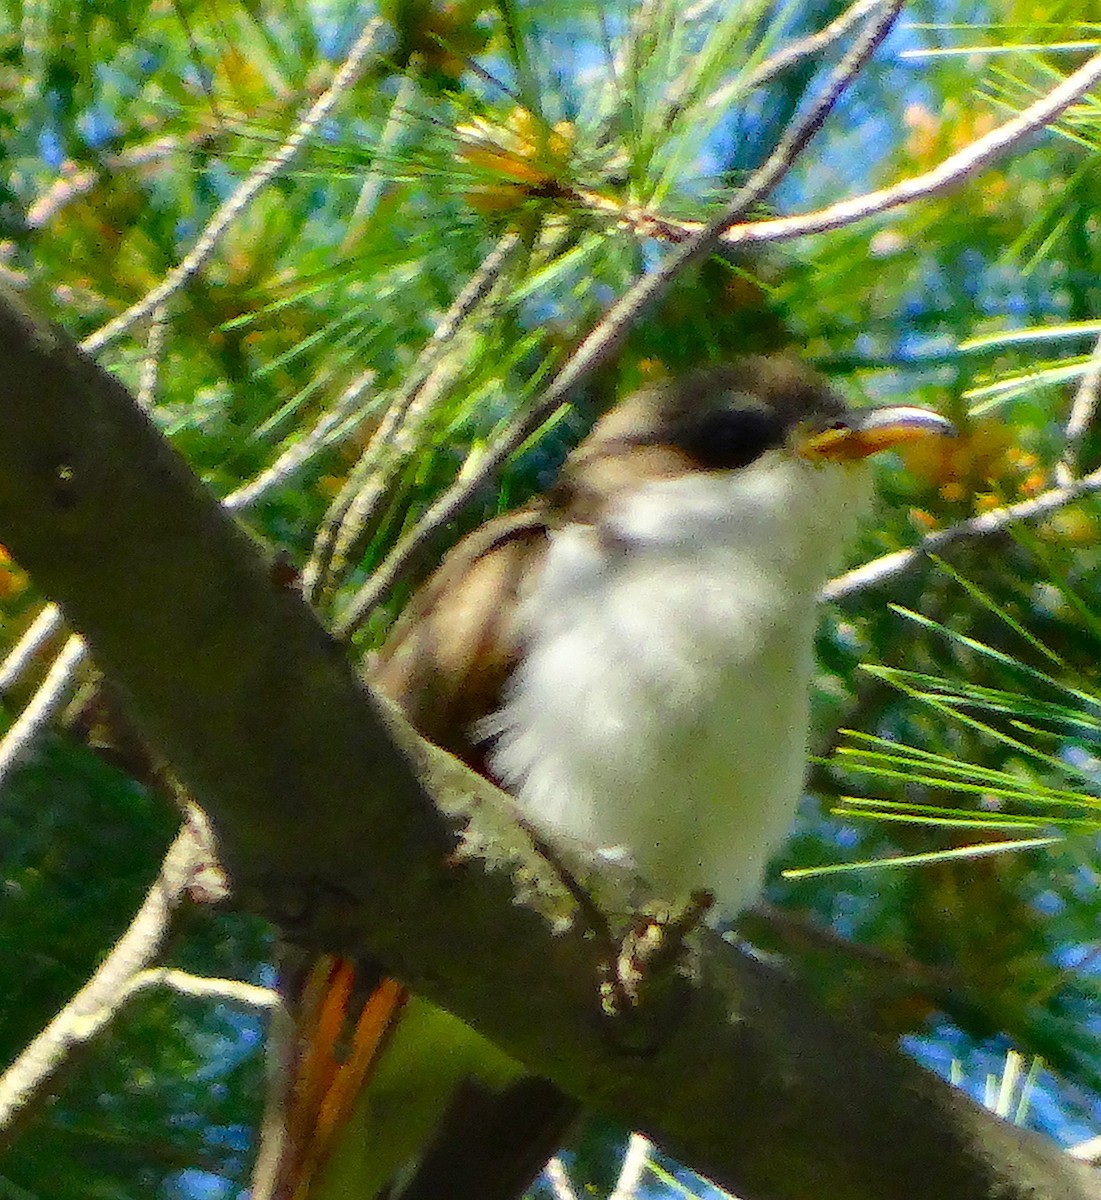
[609, 1133, 653, 1200]
[722, 46, 1101, 247]
[0, 631, 85, 790]
[136, 967, 279, 1009]
[1056, 330, 1101, 486]
[0, 293, 1096, 1200]
[822, 462, 1101, 601]
[721, 0, 891, 103]
[0, 822, 204, 1145]
[0, 360, 371, 800]
[80, 17, 385, 356]
[303, 230, 522, 604]
[574, 48, 1101, 252]
[222, 370, 377, 513]
[0, 602, 64, 691]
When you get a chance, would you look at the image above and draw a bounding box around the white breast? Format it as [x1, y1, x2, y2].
[486, 451, 872, 916]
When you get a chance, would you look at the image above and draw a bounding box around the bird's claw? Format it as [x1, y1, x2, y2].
[598, 889, 713, 1051]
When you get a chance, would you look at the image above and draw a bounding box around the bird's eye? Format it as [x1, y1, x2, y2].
[674, 405, 784, 471]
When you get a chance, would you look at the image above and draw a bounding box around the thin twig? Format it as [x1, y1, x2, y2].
[249, 997, 298, 1200]
[609, 1133, 652, 1200]
[732, 0, 905, 204]
[80, 18, 385, 356]
[25, 135, 189, 229]
[341, 64, 421, 252]
[333, 4, 900, 638]
[1055, 330, 1101, 486]
[304, 230, 522, 603]
[0, 633, 87, 791]
[1069, 1134, 1101, 1163]
[686, 47, 1101, 250]
[135, 303, 168, 410]
[0, 603, 63, 692]
[541, 1155, 579, 1200]
[716, 0, 890, 109]
[822, 463, 1101, 602]
[571, 46, 1101, 251]
[135, 967, 279, 1009]
[0, 823, 204, 1141]
[222, 371, 376, 512]
[720, 0, 904, 216]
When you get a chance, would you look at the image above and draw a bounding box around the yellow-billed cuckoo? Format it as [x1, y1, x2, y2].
[268, 357, 953, 1200]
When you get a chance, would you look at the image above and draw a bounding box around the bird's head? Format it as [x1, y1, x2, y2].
[552, 357, 953, 581]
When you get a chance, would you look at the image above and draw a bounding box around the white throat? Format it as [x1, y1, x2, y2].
[486, 451, 872, 915]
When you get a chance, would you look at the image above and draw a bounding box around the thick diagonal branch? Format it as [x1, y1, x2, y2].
[0, 292, 1096, 1200]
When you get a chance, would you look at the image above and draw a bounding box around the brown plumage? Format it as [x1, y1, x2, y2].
[372, 357, 844, 759]
[269, 358, 941, 1200]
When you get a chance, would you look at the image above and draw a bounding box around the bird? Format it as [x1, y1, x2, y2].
[262, 356, 953, 1200]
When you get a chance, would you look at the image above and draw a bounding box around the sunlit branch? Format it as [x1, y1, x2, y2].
[0, 603, 63, 692]
[1055, 330, 1101, 486]
[822, 463, 1101, 602]
[570, 48, 1101, 254]
[223, 371, 376, 512]
[250, 999, 298, 1200]
[341, 64, 422, 252]
[674, 48, 1101, 250]
[610, 1133, 653, 1200]
[135, 303, 168, 411]
[711, 0, 893, 110]
[137, 967, 279, 1009]
[0, 824, 205, 1142]
[0, 633, 86, 791]
[305, 230, 522, 604]
[81, 17, 385, 356]
[25, 134, 187, 229]
[1069, 1134, 1101, 1164]
[542, 1155, 580, 1200]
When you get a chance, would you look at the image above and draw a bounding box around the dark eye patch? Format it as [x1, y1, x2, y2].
[672, 403, 785, 471]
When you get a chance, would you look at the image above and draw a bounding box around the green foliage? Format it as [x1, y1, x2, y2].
[3, 0, 1101, 1195]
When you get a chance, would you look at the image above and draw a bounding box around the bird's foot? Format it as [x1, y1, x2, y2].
[598, 889, 713, 1053]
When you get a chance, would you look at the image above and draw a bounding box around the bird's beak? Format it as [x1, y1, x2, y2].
[797, 405, 955, 463]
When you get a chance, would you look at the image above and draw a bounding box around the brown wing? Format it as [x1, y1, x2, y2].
[369, 506, 550, 767]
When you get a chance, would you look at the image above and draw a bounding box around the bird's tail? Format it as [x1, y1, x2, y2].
[255, 954, 576, 1200]
[255, 955, 407, 1200]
